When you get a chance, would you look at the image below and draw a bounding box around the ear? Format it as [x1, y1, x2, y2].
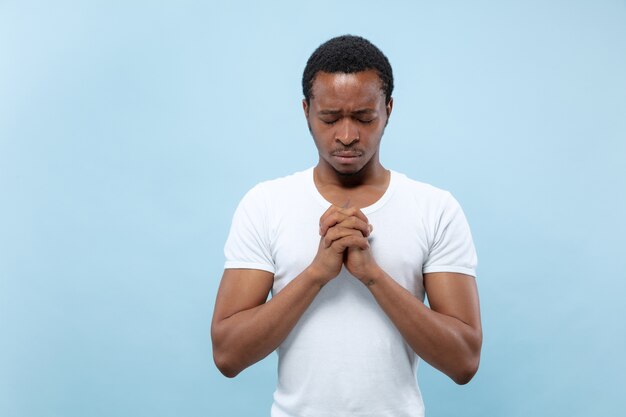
[386, 97, 393, 118]
[384, 97, 393, 126]
[302, 99, 309, 118]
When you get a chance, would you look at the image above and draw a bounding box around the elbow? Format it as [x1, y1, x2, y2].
[452, 361, 479, 385]
[213, 350, 242, 378]
[211, 326, 243, 378]
[451, 352, 480, 385]
[452, 328, 482, 385]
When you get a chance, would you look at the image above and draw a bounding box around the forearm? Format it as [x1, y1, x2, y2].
[365, 268, 482, 384]
[212, 267, 323, 377]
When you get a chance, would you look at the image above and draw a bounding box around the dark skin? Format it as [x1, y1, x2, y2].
[211, 70, 482, 384]
[306, 70, 392, 207]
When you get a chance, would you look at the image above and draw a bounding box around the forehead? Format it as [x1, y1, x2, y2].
[310, 70, 384, 107]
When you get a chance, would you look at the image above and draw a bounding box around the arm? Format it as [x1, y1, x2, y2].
[211, 267, 323, 378]
[211, 206, 372, 377]
[359, 267, 482, 384]
[340, 209, 482, 384]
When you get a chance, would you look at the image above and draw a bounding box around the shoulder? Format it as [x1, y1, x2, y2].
[255, 167, 313, 195]
[237, 167, 313, 207]
[392, 170, 456, 209]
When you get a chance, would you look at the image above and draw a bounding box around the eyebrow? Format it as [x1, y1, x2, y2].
[317, 109, 376, 115]
[352, 109, 376, 115]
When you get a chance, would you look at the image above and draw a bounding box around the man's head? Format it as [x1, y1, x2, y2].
[302, 35, 394, 106]
[302, 35, 394, 177]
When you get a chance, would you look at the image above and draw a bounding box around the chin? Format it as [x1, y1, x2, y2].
[320, 154, 372, 177]
[336, 168, 360, 177]
[332, 164, 365, 176]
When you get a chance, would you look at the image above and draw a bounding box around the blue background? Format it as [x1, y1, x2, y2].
[1, 1, 625, 416]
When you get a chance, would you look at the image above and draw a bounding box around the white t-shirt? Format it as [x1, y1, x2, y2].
[224, 167, 477, 417]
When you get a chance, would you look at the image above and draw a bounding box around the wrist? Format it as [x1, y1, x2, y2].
[360, 264, 386, 288]
[304, 264, 333, 288]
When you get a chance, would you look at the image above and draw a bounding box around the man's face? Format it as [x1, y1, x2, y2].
[303, 70, 393, 176]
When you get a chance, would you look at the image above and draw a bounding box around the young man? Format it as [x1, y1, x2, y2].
[212, 35, 482, 417]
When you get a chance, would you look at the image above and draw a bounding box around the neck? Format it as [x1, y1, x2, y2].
[314, 158, 388, 190]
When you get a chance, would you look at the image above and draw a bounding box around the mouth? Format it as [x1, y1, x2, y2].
[331, 151, 362, 164]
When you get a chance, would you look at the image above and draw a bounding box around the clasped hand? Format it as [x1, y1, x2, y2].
[309, 205, 379, 286]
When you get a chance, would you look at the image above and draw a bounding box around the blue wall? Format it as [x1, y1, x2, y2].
[1, 1, 625, 416]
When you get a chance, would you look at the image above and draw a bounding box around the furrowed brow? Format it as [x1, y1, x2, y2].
[352, 109, 376, 115]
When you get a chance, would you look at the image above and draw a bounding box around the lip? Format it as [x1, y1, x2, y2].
[332, 151, 362, 158]
[332, 152, 362, 164]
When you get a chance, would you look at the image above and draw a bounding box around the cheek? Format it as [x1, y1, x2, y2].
[310, 122, 333, 140]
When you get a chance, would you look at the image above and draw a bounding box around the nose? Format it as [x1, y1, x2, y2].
[334, 119, 359, 146]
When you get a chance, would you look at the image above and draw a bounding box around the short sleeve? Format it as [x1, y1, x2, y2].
[422, 192, 477, 277]
[223, 184, 275, 274]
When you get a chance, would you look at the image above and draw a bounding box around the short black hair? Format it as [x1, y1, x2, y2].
[302, 35, 394, 105]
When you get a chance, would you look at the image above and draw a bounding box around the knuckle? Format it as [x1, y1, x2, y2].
[330, 213, 343, 225]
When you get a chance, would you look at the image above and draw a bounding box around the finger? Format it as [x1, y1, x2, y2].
[320, 211, 351, 236]
[319, 205, 344, 235]
[335, 216, 371, 238]
[332, 234, 370, 252]
[323, 227, 363, 249]
[319, 206, 371, 236]
[337, 206, 369, 224]
[321, 213, 372, 238]
[320, 204, 342, 219]
[323, 226, 362, 248]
